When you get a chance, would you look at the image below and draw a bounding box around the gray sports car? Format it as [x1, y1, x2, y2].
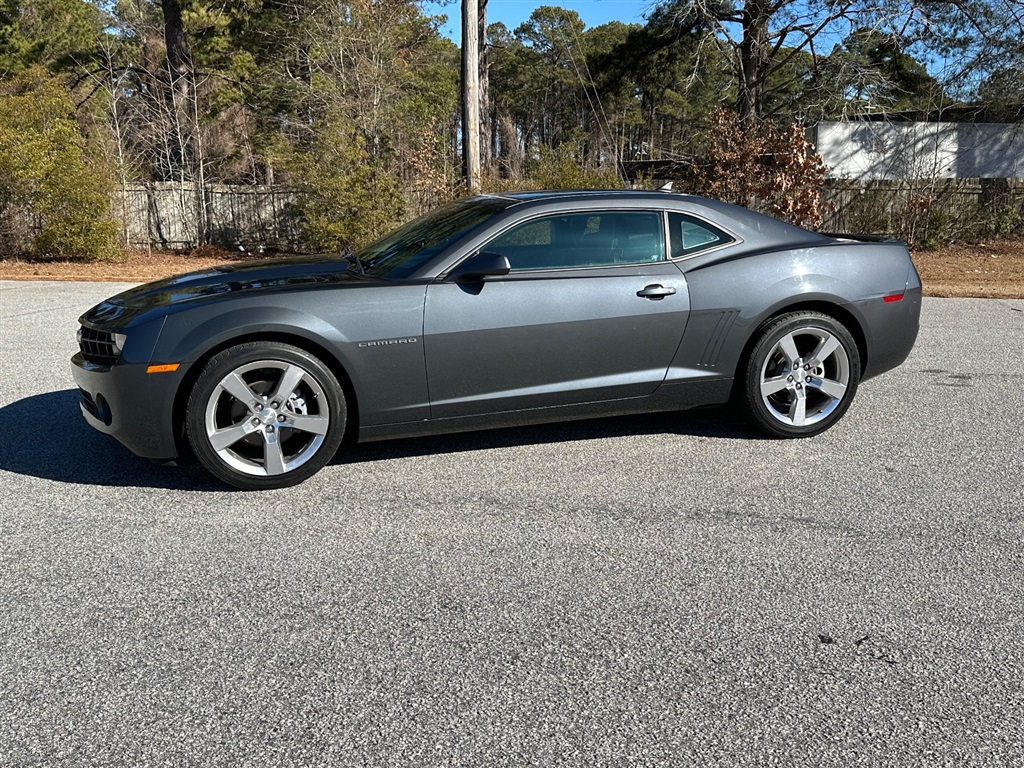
[72, 190, 921, 490]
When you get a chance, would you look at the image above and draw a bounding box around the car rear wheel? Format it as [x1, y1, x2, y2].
[742, 311, 860, 438]
[185, 342, 346, 490]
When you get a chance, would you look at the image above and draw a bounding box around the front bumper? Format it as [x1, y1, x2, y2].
[71, 353, 182, 461]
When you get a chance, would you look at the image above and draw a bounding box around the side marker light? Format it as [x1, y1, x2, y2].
[883, 293, 905, 303]
[146, 363, 181, 374]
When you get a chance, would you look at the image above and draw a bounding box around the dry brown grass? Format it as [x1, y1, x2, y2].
[0, 247, 262, 283]
[909, 240, 1024, 299]
[2, 240, 1023, 298]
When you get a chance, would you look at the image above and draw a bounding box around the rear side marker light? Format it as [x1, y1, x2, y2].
[147, 364, 181, 374]
[883, 293, 904, 303]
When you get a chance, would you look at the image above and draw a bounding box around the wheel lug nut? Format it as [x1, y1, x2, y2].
[805, 376, 812, 383]
[277, 414, 286, 422]
[266, 425, 275, 433]
[251, 418, 259, 425]
[271, 401, 279, 408]
[787, 375, 794, 382]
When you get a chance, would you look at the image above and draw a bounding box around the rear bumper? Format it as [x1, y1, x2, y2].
[854, 283, 922, 380]
[71, 353, 181, 461]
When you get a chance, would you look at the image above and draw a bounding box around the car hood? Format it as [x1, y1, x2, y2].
[82, 254, 370, 327]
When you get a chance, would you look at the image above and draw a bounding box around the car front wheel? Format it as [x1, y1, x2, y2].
[742, 311, 860, 438]
[185, 342, 346, 489]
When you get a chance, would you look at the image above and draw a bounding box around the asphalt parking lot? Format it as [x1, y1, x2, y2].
[1, 280, 1022, 766]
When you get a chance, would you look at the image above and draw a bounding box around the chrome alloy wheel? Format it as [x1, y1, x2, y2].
[757, 326, 851, 428]
[203, 360, 330, 477]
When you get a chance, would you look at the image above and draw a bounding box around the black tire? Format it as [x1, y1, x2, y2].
[741, 311, 860, 438]
[185, 342, 346, 490]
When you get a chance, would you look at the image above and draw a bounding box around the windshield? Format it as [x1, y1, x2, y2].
[355, 197, 512, 279]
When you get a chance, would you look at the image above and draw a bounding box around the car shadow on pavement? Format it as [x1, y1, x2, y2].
[336, 406, 762, 465]
[0, 390, 761, 488]
[0, 389, 222, 490]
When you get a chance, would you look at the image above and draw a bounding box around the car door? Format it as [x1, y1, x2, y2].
[422, 209, 690, 419]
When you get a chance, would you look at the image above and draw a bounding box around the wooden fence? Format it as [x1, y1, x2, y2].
[822, 178, 1024, 243]
[115, 179, 1024, 251]
[115, 183, 301, 251]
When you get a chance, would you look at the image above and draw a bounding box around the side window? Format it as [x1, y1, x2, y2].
[494, 218, 552, 247]
[668, 212, 733, 258]
[484, 211, 666, 271]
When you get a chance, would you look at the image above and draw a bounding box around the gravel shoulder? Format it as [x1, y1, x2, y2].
[1, 239, 1023, 297]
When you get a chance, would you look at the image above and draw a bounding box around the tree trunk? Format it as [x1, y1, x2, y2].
[161, 0, 208, 243]
[737, 0, 770, 126]
[161, 0, 191, 106]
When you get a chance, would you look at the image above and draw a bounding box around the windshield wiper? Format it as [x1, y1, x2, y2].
[340, 247, 367, 274]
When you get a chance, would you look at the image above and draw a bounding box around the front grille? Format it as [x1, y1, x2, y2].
[79, 326, 119, 366]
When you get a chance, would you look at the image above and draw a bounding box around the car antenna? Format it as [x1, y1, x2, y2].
[657, 181, 673, 192]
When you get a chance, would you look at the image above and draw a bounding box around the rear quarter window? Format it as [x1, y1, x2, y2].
[668, 213, 734, 258]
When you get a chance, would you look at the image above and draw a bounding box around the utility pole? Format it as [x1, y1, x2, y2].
[479, 0, 490, 174]
[462, 0, 481, 194]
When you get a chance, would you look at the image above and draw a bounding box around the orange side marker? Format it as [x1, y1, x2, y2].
[146, 363, 181, 374]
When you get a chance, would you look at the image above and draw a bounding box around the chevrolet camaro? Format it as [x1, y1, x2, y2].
[72, 190, 921, 490]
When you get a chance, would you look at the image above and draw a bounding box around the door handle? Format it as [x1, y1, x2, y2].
[636, 284, 677, 300]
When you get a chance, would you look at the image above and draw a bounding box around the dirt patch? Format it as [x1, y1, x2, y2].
[2, 241, 1023, 298]
[0, 248, 264, 284]
[909, 240, 1024, 299]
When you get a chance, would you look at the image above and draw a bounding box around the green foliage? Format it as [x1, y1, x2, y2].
[494, 6, 591, 152]
[530, 142, 624, 190]
[388, 32, 461, 205]
[812, 28, 946, 119]
[478, 143, 623, 195]
[982, 204, 1023, 238]
[917, 207, 951, 251]
[286, 117, 404, 252]
[587, 13, 726, 140]
[0, 0, 109, 75]
[486, 3, 727, 184]
[650, 0, 1021, 121]
[0, 70, 120, 261]
[978, 67, 1024, 111]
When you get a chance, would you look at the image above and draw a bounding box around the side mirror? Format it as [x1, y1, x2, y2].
[449, 251, 511, 282]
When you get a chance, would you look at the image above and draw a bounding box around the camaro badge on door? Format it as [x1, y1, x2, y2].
[358, 337, 419, 348]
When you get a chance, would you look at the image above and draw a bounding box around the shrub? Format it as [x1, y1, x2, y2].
[686, 109, 828, 229]
[480, 141, 625, 195]
[286, 119, 404, 252]
[530, 142, 625, 190]
[0, 69, 120, 261]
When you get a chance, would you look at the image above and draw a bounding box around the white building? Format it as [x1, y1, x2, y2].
[811, 120, 1024, 180]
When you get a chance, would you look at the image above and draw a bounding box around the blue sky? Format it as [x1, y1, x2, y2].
[424, 0, 662, 40]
